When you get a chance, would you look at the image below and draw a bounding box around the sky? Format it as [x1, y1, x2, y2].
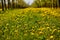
[24, 0, 34, 5]
[0, 0, 34, 5]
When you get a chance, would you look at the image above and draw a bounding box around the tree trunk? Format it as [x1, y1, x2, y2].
[57, 0, 59, 8]
[1, 0, 4, 11]
[16, 0, 17, 8]
[12, 0, 15, 8]
[8, 0, 10, 9]
[59, 0, 60, 7]
[4, 0, 7, 9]
[52, 0, 53, 9]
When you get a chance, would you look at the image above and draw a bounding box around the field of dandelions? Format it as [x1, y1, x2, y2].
[0, 8, 60, 40]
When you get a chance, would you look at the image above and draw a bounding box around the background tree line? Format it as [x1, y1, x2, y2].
[1, 0, 29, 11]
[31, 0, 60, 8]
[0, 0, 60, 11]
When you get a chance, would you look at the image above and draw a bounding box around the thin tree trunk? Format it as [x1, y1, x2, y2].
[1, 0, 4, 11]
[57, 0, 59, 8]
[59, 0, 60, 7]
[12, 0, 15, 8]
[15, 0, 17, 8]
[8, 0, 10, 9]
[4, 0, 7, 9]
[52, 0, 53, 9]
[16, 0, 18, 8]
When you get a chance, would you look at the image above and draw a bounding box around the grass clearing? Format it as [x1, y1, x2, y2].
[0, 8, 60, 40]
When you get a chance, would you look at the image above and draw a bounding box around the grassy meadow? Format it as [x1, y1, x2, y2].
[0, 8, 60, 40]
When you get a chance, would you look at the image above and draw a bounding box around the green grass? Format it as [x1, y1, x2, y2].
[0, 8, 60, 40]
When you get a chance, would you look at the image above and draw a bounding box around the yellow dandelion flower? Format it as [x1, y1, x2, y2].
[45, 23, 49, 26]
[31, 32, 34, 35]
[39, 31, 43, 34]
[40, 14, 45, 16]
[38, 27, 45, 31]
[50, 29, 52, 31]
[58, 30, 60, 32]
[42, 28, 45, 30]
[47, 27, 50, 29]
[14, 30, 18, 33]
[53, 29, 57, 32]
[17, 26, 19, 28]
[44, 11, 47, 13]
[6, 23, 9, 26]
[50, 36, 54, 39]
[38, 21, 41, 24]
[32, 26, 35, 28]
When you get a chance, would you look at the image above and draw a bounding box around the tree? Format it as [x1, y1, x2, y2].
[8, 0, 11, 9]
[4, 0, 7, 9]
[1, 0, 4, 11]
[57, 0, 59, 8]
[31, 0, 58, 8]
[12, 0, 15, 8]
[0, 1, 2, 8]
[16, 0, 18, 8]
[17, 0, 29, 8]
[31, 0, 45, 8]
[59, 0, 60, 7]
[14, 0, 18, 8]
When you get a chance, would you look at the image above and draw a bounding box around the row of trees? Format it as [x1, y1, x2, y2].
[1, 0, 60, 11]
[1, 0, 14, 11]
[1, 0, 29, 11]
[31, 0, 60, 8]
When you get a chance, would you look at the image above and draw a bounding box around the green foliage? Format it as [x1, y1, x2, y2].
[31, 0, 58, 8]
[16, 0, 29, 8]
